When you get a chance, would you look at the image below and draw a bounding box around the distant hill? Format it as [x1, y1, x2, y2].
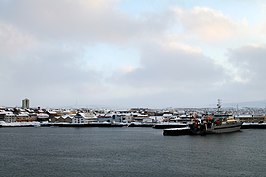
[223, 100, 266, 108]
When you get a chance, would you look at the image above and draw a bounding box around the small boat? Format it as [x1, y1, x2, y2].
[127, 122, 154, 127]
[153, 122, 188, 129]
[241, 122, 266, 129]
[163, 127, 192, 136]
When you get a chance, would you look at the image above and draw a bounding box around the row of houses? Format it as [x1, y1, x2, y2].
[0, 111, 50, 123]
[1, 107, 266, 124]
[0, 108, 182, 124]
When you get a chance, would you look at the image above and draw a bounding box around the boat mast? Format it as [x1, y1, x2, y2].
[217, 99, 222, 113]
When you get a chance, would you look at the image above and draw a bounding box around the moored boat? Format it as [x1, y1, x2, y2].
[163, 127, 192, 136]
[190, 100, 242, 134]
[203, 118, 242, 134]
[153, 122, 188, 129]
[164, 100, 243, 136]
[127, 122, 154, 127]
[241, 122, 266, 129]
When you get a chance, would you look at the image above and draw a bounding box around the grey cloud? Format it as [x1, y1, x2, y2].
[0, 44, 104, 107]
[229, 45, 266, 82]
[0, 0, 176, 107]
[0, 0, 173, 43]
[112, 43, 226, 88]
[218, 45, 266, 103]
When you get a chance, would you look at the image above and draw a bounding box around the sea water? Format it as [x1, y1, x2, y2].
[0, 127, 265, 177]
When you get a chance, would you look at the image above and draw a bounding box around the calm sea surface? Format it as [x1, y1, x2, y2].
[0, 127, 265, 177]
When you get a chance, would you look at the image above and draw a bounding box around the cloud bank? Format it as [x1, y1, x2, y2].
[0, 0, 265, 108]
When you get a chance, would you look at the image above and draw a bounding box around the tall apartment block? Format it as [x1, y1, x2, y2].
[22, 98, 30, 109]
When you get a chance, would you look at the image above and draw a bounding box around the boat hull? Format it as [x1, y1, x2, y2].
[128, 123, 154, 127]
[241, 123, 266, 129]
[206, 123, 242, 134]
[153, 123, 188, 129]
[163, 127, 192, 136]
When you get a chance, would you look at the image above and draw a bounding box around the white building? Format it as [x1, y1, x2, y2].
[97, 113, 122, 123]
[4, 112, 16, 123]
[72, 112, 98, 124]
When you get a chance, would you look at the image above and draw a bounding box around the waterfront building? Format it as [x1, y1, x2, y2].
[3, 111, 16, 123]
[235, 115, 266, 123]
[142, 117, 156, 123]
[0, 111, 5, 121]
[122, 114, 134, 123]
[16, 112, 30, 122]
[83, 112, 97, 123]
[71, 112, 98, 124]
[46, 110, 58, 120]
[29, 113, 37, 122]
[22, 98, 30, 109]
[72, 113, 85, 124]
[97, 113, 122, 123]
[58, 115, 73, 123]
[50, 114, 73, 123]
[133, 114, 149, 122]
[37, 113, 49, 122]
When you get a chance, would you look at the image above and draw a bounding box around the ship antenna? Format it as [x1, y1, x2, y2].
[217, 99, 222, 112]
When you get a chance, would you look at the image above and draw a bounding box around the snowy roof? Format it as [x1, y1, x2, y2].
[163, 114, 173, 117]
[1, 111, 15, 116]
[17, 112, 29, 116]
[61, 114, 74, 119]
[48, 111, 57, 114]
[37, 113, 49, 119]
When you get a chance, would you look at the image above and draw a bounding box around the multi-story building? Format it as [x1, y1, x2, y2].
[0, 111, 5, 121]
[4, 112, 16, 123]
[22, 98, 30, 109]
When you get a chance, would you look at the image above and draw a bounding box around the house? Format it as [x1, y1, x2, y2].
[0, 111, 5, 121]
[58, 114, 73, 123]
[134, 114, 149, 122]
[83, 112, 97, 123]
[71, 112, 98, 124]
[16, 112, 30, 122]
[97, 113, 121, 123]
[37, 113, 50, 122]
[72, 113, 85, 124]
[28, 113, 38, 122]
[46, 110, 58, 120]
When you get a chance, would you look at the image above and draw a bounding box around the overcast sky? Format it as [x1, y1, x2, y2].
[1, 0, 266, 108]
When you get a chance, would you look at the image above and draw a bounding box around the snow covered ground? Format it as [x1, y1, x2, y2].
[0, 121, 40, 127]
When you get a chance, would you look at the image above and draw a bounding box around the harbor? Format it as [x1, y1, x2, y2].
[0, 126, 265, 177]
[1, 100, 266, 136]
[1, 1, 266, 176]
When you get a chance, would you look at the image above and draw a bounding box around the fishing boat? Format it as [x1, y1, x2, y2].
[190, 99, 242, 135]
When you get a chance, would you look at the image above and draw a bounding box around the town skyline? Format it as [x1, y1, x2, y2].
[1, 98, 266, 110]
